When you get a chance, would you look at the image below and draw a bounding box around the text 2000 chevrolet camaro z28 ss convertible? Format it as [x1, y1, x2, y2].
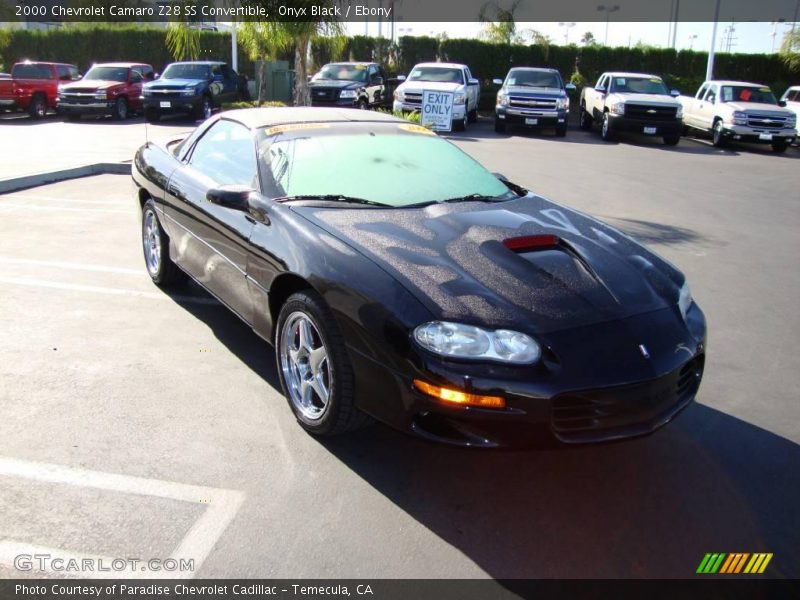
[133, 108, 706, 448]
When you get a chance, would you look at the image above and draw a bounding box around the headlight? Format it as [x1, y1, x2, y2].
[180, 88, 197, 97]
[786, 116, 796, 128]
[555, 96, 568, 110]
[610, 102, 625, 115]
[394, 89, 405, 102]
[453, 93, 466, 105]
[676, 105, 683, 119]
[678, 280, 693, 319]
[413, 321, 541, 364]
[94, 91, 107, 100]
[496, 91, 508, 106]
[732, 111, 747, 125]
[339, 89, 357, 99]
[143, 89, 153, 97]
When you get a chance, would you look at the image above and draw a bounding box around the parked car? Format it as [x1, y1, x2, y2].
[580, 71, 683, 145]
[393, 62, 480, 131]
[142, 61, 240, 122]
[0, 73, 10, 79]
[0, 61, 80, 119]
[492, 67, 575, 135]
[133, 107, 706, 448]
[57, 62, 154, 120]
[309, 62, 386, 109]
[779, 86, 800, 140]
[679, 80, 797, 152]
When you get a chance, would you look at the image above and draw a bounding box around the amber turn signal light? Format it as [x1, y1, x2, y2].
[413, 379, 506, 409]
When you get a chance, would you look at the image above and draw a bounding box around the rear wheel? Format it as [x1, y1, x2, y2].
[112, 96, 128, 120]
[276, 291, 372, 435]
[141, 200, 183, 287]
[771, 140, 788, 153]
[578, 105, 592, 130]
[600, 112, 614, 141]
[712, 119, 726, 147]
[28, 94, 46, 119]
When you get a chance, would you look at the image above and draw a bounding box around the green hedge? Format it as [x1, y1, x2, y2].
[0, 26, 255, 77]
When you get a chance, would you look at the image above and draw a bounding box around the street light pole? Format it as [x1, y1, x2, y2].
[597, 5, 621, 46]
[706, 0, 722, 81]
[559, 22, 576, 44]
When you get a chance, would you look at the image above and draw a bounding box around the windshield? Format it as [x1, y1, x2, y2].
[610, 76, 669, 95]
[313, 64, 368, 82]
[162, 64, 210, 80]
[84, 66, 129, 82]
[260, 125, 510, 207]
[721, 85, 777, 104]
[507, 70, 561, 88]
[408, 67, 464, 85]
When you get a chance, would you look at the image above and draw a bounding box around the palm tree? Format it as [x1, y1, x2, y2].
[478, 0, 523, 44]
[581, 31, 598, 46]
[780, 29, 800, 72]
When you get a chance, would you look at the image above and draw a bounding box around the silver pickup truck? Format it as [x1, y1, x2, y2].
[679, 80, 797, 152]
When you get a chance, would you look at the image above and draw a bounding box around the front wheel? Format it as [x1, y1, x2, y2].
[578, 106, 592, 130]
[144, 108, 160, 122]
[771, 140, 788, 153]
[600, 112, 614, 141]
[663, 135, 680, 146]
[28, 94, 46, 119]
[468, 106, 478, 123]
[113, 96, 128, 120]
[276, 291, 372, 435]
[494, 118, 506, 133]
[194, 95, 212, 120]
[555, 123, 568, 137]
[357, 99, 368, 110]
[712, 120, 726, 147]
[141, 200, 183, 287]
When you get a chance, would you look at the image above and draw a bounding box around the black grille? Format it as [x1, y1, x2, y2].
[551, 356, 703, 437]
[509, 96, 557, 110]
[148, 89, 181, 99]
[404, 92, 422, 106]
[625, 103, 678, 121]
[310, 87, 338, 103]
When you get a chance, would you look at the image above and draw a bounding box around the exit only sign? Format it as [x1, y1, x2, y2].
[421, 90, 455, 132]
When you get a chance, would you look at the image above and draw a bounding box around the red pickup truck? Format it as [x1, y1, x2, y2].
[0, 61, 80, 119]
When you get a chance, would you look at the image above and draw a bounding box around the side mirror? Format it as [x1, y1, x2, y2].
[396, 74, 406, 82]
[670, 89, 680, 97]
[492, 78, 503, 86]
[154, 73, 160, 80]
[373, 76, 384, 86]
[307, 74, 313, 82]
[468, 78, 479, 86]
[595, 86, 607, 94]
[206, 185, 253, 210]
[565, 83, 577, 92]
[778, 100, 787, 107]
[247, 193, 271, 224]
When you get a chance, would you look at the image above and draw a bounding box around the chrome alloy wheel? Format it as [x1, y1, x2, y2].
[280, 312, 331, 421]
[143, 209, 162, 275]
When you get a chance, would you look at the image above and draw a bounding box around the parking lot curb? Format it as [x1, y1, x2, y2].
[0, 162, 131, 194]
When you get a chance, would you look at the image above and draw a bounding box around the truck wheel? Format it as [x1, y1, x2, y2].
[600, 112, 614, 141]
[579, 106, 592, 130]
[144, 108, 160, 123]
[771, 140, 788, 153]
[194, 95, 212, 120]
[357, 99, 368, 110]
[113, 97, 128, 121]
[663, 135, 680, 146]
[712, 119, 726, 147]
[142, 200, 183, 287]
[468, 106, 478, 123]
[453, 111, 467, 131]
[555, 123, 568, 137]
[28, 94, 47, 119]
[494, 118, 506, 133]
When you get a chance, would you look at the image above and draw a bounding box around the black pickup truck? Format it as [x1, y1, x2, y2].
[309, 62, 386, 109]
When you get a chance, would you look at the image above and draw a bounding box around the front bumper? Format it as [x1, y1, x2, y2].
[143, 95, 201, 114]
[57, 100, 115, 115]
[310, 96, 359, 108]
[608, 113, 682, 136]
[719, 123, 797, 144]
[393, 100, 466, 120]
[495, 106, 567, 128]
[350, 304, 707, 448]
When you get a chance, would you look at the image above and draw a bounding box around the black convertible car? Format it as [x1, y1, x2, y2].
[133, 108, 706, 448]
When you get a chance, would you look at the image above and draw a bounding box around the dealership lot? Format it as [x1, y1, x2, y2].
[0, 116, 799, 579]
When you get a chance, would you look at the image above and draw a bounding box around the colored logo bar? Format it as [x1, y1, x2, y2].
[697, 553, 773, 574]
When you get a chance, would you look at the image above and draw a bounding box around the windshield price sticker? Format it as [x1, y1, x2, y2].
[421, 90, 455, 132]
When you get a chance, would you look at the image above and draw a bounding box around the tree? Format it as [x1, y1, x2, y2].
[780, 29, 800, 72]
[581, 31, 598, 46]
[478, 0, 523, 44]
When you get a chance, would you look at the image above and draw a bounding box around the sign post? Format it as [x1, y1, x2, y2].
[421, 90, 455, 132]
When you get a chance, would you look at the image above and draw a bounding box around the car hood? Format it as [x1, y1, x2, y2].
[505, 86, 565, 97]
[145, 79, 203, 90]
[399, 81, 464, 93]
[309, 79, 363, 90]
[613, 93, 680, 106]
[59, 79, 125, 91]
[296, 196, 683, 333]
[724, 101, 793, 116]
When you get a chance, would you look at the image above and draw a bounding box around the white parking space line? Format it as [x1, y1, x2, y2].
[0, 275, 220, 306]
[0, 257, 142, 275]
[0, 456, 246, 579]
[1, 193, 130, 205]
[0, 203, 129, 214]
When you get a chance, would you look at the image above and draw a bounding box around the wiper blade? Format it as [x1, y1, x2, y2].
[275, 194, 389, 207]
[403, 193, 507, 209]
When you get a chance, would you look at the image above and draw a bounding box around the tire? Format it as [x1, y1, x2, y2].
[357, 99, 368, 110]
[113, 96, 128, 121]
[28, 94, 46, 119]
[663, 135, 680, 146]
[494, 118, 506, 133]
[578, 105, 592, 130]
[712, 119, 726, 147]
[681, 124, 689, 136]
[468, 106, 478, 123]
[141, 200, 183, 287]
[276, 290, 372, 436]
[144, 108, 160, 122]
[194, 95, 212, 120]
[555, 123, 568, 137]
[600, 112, 614, 141]
[771, 140, 788, 153]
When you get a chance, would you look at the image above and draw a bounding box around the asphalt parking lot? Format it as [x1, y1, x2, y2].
[1, 113, 799, 580]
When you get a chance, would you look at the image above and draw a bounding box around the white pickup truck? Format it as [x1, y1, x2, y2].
[679, 80, 797, 152]
[392, 62, 480, 131]
[579, 71, 683, 145]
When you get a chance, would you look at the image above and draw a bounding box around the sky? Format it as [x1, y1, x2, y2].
[348, 21, 798, 54]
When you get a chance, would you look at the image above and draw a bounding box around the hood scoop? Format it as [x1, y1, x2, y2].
[503, 234, 560, 252]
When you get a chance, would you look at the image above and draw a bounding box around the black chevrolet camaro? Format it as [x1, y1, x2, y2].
[133, 107, 706, 448]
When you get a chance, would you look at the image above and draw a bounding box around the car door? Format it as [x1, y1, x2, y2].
[127, 69, 144, 111]
[366, 65, 383, 105]
[208, 64, 227, 106]
[164, 118, 258, 322]
[464, 66, 479, 106]
[590, 75, 608, 119]
[221, 64, 239, 102]
[699, 84, 718, 130]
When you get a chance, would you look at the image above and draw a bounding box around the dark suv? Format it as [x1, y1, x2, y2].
[309, 62, 385, 109]
[142, 61, 240, 121]
[493, 67, 576, 136]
